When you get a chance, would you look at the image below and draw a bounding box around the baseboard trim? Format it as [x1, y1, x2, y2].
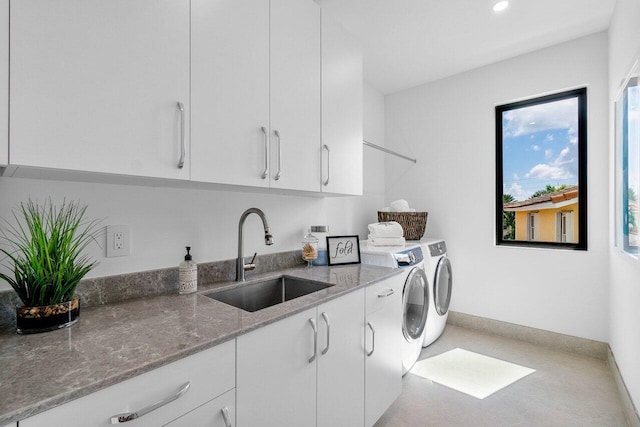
[608, 346, 640, 427]
[447, 311, 608, 360]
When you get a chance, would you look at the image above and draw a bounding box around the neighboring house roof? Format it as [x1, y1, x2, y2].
[504, 185, 579, 212]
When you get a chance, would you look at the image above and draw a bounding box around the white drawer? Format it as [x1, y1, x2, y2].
[21, 340, 235, 427]
[365, 275, 403, 315]
[163, 389, 235, 427]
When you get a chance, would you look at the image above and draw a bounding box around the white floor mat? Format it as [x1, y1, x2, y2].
[411, 348, 536, 399]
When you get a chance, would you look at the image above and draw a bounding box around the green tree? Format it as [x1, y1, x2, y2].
[531, 184, 568, 199]
[502, 194, 516, 239]
[629, 188, 637, 231]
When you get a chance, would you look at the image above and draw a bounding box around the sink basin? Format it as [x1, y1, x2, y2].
[205, 276, 332, 312]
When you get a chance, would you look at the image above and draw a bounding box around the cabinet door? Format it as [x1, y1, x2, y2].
[10, 0, 190, 179]
[236, 307, 317, 427]
[163, 389, 235, 427]
[317, 289, 365, 427]
[321, 12, 363, 195]
[191, 0, 270, 187]
[270, 0, 321, 192]
[0, 0, 6, 166]
[365, 278, 403, 427]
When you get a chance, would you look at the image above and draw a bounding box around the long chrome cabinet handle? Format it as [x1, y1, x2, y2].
[321, 312, 330, 355]
[221, 406, 232, 427]
[274, 129, 282, 180]
[323, 144, 330, 186]
[367, 322, 375, 357]
[309, 318, 318, 363]
[261, 126, 268, 179]
[377, 289, 394, 298]
[177, 102, 185, 169]
[110, 381, 191, 424]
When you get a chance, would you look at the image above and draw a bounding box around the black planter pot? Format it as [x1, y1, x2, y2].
[16, 297, 80, 334]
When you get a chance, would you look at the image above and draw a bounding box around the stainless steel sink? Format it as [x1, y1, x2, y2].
[205, 276, 332, 312]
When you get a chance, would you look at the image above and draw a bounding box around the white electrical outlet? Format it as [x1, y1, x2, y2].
[107, 225, 131, 257]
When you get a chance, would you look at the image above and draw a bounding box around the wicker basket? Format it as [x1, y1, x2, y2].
[377, 211, 428, 241]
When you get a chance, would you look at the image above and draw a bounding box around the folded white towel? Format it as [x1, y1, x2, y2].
[368, 221, 404, 238]
[368, 236, 406, 246]
[390, 199, 410, 212]
[380, 206, 391, 212]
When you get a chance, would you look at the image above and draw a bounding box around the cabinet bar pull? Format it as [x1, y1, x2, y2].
[323, 144, 330, 186]
[177, 102, 185, 169]
[367, 322, 375, 357]
[221, 406, 232, 427]
[110, 381, 191, 424]
[321, 312, 330, 355]
[309, 318, 318, 363]
[377, 289, 394, 298]
[274, 129, 282, 180]
[261, 126, 268, 179]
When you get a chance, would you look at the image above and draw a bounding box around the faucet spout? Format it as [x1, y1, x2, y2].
[237, 208, 274, 281]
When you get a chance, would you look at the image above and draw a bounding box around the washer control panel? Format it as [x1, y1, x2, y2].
[429, 241, 447, 256]
[393, 246, 424, 266]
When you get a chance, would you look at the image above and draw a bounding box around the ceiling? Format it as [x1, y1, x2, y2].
[316, 0, 616, 94]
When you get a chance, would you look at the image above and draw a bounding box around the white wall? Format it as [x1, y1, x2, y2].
[386, 32, 609, 341]
[609, 0, 640, 410]
[0, 83, 386, 290]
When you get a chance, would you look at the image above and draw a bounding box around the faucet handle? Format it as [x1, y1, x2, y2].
[244, 252, 257, 272]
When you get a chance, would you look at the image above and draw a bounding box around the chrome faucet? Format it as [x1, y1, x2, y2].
[237, 208, 274, 281]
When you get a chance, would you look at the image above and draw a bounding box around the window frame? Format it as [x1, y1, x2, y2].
[495, 87, 588, 250]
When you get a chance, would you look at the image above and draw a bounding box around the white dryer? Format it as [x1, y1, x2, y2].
[420, 238, 453, 347]
[360, 242, 429, 375]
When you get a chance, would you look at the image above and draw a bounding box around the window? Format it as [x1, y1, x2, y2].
[496, 88, 587, 250]
[616, 59, 639, 254]
[527, 212, 538, 241]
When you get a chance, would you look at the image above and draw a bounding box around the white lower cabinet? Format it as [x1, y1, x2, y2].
[236, 288, 365, 427]
[20, 340, 235, 427]
[163, 388, 235, 427]
[365, 277, 403, 427]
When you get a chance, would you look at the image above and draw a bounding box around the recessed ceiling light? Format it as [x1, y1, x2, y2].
[493, 1, 509, 12]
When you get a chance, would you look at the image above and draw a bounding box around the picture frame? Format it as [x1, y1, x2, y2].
[327, 235, 361, 266]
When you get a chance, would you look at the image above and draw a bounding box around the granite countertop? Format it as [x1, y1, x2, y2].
[0, 264, 401, 424]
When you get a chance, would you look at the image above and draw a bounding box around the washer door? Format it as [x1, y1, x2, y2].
[402, 267, 429, 341]
[434, 257, 452, 316]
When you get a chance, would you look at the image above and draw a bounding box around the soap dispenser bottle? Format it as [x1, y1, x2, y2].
[179, 246, 198, 294]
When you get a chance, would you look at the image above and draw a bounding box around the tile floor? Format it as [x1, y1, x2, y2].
[375, 325, 627, 426]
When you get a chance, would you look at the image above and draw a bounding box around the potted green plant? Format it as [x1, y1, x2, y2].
[0, 199, 101, 334]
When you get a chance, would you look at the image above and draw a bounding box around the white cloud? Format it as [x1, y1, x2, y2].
[525, 164, 572, 180]
[513, 173, 519, 180]
[545, 134, 554, 142]
[504, 182, 530, 201]
[532, 145, 540, 151]
[545, 149, 553, 159]
[503, 97, 578, 137]
[570, 137, 578, 145]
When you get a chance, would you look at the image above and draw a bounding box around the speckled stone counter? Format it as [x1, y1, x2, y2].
[0, 264, 401, 424]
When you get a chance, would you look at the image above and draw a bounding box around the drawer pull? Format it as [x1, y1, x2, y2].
[367, 322, 375, 357]
[309, 318, 318, 363]
[377, 289, 394, 298]
[321, 312, 330, 355]
[221, 406, 232, 427]
[177, 101, 186, 169]
[110, 381, 191, 424]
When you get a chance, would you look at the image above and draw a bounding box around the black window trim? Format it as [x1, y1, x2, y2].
[495, 87, 588, 251]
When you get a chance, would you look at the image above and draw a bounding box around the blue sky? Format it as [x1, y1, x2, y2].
[502, 97, 579, 201]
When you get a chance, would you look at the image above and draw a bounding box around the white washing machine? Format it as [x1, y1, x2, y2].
[420, 238, 453, 347]
[360, 241, 429, 375]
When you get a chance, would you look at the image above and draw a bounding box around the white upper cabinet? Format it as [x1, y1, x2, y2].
[192, 0, 321, 192]
[269, 0, 321, 192]
[0, 0, 7, 167]
[321, 11, 363, 195]
[9, 0, 190, 179]
[191, 0, 270, 188]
